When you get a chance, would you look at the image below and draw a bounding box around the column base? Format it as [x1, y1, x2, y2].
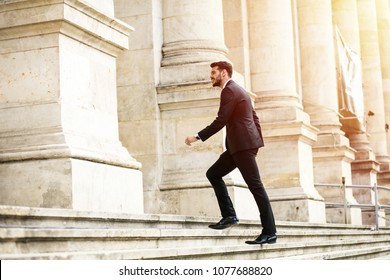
[156, 185, 260, 220]
[361, 209, 386, 227]
[0, 158, 143, 214]
[157, 184, 328, 223]
[385, 209, 390, 227]
[324, 207, 362, 225]
[270, 198, 326, 223]
[378, 171, 390, 184]
[312, 133, 362, 224]
[376, 155, 390, 186]
[254, 106, 326, 223]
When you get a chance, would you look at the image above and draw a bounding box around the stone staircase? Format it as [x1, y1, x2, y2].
[1, 205, 390, 260]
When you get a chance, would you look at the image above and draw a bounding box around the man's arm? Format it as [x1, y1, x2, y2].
[252, 107, 261, 136]
[185, 88, 236, 146]
[198, 88, 235, 141]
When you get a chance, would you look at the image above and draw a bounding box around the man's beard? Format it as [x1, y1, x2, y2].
[212, 74, 222, 87]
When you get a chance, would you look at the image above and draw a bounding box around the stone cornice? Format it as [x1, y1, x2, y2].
[0, 143, 142, 169]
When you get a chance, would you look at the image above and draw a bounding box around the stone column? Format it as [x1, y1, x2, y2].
[248, 0, 326, 223]
[296, 0, 360, 224]
[0, 0, 143, 214]
[332, 0, 362, 53]
[155, 0, 255, 218]
[332, 0, 379, 190]
[355, 0, 390, 224]
[376, 0, 390, 224]
[357, 0, 390, 169]
[376, 0, 390, 187]
[159, 0, 229, 89]
[222, 0, 252, 90]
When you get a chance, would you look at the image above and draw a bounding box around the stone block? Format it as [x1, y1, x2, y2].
[270, 199, 326, 223]
[0, 158, 143, 214]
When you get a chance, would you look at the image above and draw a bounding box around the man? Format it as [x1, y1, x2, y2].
[185, 61, 277, 245]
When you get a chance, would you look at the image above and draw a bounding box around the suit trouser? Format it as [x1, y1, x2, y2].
[206, 148, 276, 235]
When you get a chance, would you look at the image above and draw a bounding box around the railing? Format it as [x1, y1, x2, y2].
[315, 177, 390, 231]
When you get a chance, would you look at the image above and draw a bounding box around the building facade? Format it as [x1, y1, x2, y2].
[1, 0, 390, 226]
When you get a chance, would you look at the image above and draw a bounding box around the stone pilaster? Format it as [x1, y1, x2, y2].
[0, 0, 143, 214]
[114, 0, 164, 214]
[247, 0, 326, 223]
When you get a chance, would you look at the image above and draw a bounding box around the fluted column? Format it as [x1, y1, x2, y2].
[0, 0, 143, 214]
[248, 0, 326, 223]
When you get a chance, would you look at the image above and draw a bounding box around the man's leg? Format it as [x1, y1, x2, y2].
[206, 150, 237, 218]
[233, 149, 276, 235]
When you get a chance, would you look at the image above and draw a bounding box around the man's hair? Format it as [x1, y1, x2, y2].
[210, 61, 233, 78]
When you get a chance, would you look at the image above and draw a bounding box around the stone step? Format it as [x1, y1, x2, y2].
[371, 253, 390, 260]
[1, 205, 390, 260]
[1, 226, 388, 252]
[0, 226, 387, 247]
[1, 225, 390, 259]
[2, 237, 390, 260]
[0, 205, 376, 231]
[274, 245, 390, 260]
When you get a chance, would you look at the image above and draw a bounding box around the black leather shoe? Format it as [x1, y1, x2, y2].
[245, 234, 277, 245]
[208, 216, 239, 230]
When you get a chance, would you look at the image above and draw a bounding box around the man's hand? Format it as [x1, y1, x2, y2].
[185, 135, 198, 146]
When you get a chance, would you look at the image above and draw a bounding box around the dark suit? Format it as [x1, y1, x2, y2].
[198, 80, 276, 235]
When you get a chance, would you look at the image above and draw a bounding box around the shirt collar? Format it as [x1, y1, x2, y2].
[222, 78, 232, 89]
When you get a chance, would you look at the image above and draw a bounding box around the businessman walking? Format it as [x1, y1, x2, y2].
[185, 61, 277, 245]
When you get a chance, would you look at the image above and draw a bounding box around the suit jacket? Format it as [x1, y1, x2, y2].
[198, 80, 264, 154]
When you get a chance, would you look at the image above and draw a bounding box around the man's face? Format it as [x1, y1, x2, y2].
[210, 66, 223, 87]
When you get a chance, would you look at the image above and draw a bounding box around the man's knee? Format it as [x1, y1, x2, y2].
[206, 168, 213, 181]
[206, 167, 220, 182]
